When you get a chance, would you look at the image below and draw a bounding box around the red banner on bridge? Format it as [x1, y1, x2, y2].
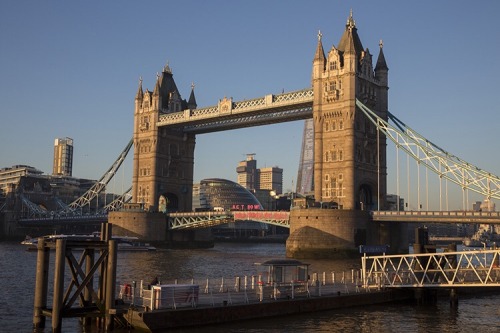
[232, 211, 290, 220]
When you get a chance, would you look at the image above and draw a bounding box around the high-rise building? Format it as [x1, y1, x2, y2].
[236, 154, 283, 197]
[296, 119, 314, 195]
[53, 137, 73, 176]
[236, 153, 258, 191]
[258, 167, 283, 194]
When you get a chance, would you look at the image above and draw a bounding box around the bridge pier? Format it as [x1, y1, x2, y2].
[108, 209, 213, 248]
[286, 208, 407, 258]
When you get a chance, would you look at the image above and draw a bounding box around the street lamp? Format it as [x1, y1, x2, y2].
[269, 191, 276, 211]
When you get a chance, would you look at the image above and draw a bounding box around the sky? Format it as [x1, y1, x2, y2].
[1, 1, 499, 210]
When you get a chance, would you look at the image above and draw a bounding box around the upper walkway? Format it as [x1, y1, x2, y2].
[157, 89, 313, 133]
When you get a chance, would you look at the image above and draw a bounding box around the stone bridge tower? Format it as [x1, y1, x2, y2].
[312, 11, 389, 211]
[286, 12, 406, 258]
[132, 65, 197, 212]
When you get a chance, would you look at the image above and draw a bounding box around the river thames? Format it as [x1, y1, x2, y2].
[0, 241, 499, 332]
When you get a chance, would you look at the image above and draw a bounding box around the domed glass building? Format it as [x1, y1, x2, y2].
[192, 178, 267, 238]
[193, 178, 263, 211]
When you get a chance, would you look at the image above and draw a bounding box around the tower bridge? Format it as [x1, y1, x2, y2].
[7, 11, 500, 257]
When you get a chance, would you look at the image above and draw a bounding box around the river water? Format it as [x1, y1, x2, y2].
[0, 241, 499, 332]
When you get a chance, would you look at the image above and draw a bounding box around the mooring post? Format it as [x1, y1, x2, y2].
[33, 237, 49, 330]
[52, 238, 67, 333]
[105, 239, 118, 332]
[450, 288, 458, 308]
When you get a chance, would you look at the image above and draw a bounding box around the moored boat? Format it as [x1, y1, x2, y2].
[21, 233, 156, 251]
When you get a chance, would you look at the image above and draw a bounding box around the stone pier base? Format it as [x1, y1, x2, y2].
[108, 211, 213, 248]
[286, 208, 407, 258]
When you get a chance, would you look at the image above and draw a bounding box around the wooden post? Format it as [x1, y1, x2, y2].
[82, 248, 94, 327]
[33, 238, 49, 329]
[52, 238, 66, 333]
[105, 239, 117, 332]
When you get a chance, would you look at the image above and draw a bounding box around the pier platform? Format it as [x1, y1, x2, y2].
[119, 276, 413, 332]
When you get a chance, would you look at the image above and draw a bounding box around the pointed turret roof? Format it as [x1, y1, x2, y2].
[158, 62, 181, 109]
[188, 82, 197, 109]
[153, 73, 160, 96]
[337, 10, 364, 56]
[135, 77, 143, 100]
[314, 30, 326, 63]
[375, 40, 388, 71]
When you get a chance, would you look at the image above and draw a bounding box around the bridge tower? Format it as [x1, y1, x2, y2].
[312, 11, 388, 210]
[131, 65, 197, 212]
[287, 11, 404, 258]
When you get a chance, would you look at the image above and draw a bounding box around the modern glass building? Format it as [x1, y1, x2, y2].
[193, 178, 262, 211]
[192, 178, 268, 238]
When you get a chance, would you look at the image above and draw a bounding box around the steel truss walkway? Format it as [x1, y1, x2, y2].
[157, 89, 313, 133]
[362, 249, 500, 289]
[168, 211, 290, 230]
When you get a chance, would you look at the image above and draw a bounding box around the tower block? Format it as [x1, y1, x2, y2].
[132, 65, 197, 213]
[287, 12, 405, 258]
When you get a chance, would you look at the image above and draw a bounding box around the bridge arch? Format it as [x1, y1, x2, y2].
[160, 192, 179, 213]
[357, 183, 375, 211]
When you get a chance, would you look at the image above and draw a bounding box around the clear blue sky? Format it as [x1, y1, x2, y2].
[1, 1, 499, 210]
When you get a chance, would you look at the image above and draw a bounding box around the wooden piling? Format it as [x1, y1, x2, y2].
[33, 238, 49, 329]
[82, 248, 95, 327]
[52, 238, 67, 333]
[105, 239, 117, 331]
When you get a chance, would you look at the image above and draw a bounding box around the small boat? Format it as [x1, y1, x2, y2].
[21, 233, 156, 251]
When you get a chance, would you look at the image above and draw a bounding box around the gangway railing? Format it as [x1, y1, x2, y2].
[362, 249, 500, 289]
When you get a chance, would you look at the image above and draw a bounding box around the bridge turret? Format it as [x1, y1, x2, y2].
[187, 83, 197, 110]
[152, 74, 161, 110]
[375, 41, 388, 86]
[135, 77, 144, 103]
[312, 30, 326, 82]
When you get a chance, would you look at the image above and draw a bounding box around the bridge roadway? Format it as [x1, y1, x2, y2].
[16, 210, 500, 229]
[169, 210, 500, 230]
[371, 210, 500, 224]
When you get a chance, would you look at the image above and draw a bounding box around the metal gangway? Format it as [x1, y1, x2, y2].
[362, 249, 500, 289]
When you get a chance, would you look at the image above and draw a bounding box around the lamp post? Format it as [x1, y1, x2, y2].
[269, 191, 276, 211]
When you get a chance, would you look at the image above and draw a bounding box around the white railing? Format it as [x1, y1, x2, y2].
[118, 269, 365, 310]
